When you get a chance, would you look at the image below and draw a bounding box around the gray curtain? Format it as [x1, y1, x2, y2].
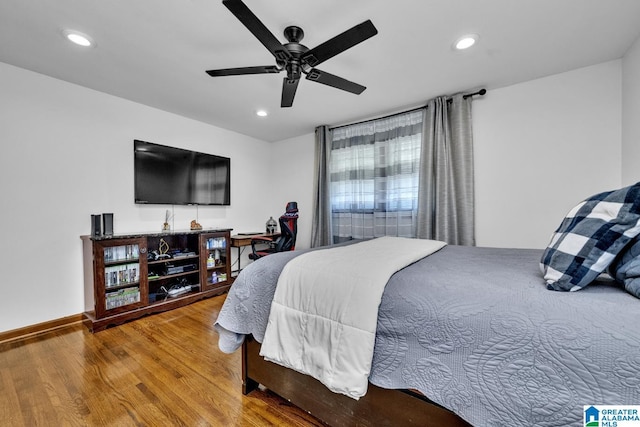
[310, 125, 333, 248]
[417, 94, 475, 245]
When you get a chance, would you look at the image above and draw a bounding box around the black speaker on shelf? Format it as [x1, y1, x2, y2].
[102, 213, 114, 236]
[91, 214, 102, 237]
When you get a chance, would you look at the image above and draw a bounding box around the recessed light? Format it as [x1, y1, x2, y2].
[454, 34, 478, 50]
[63, 30, 94, 47]
[256, 110, 268, 117]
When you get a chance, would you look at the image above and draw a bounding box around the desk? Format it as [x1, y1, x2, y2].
[230, 233, 280, 274]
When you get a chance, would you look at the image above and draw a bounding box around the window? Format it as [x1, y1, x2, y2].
[330, 110, 423, 241]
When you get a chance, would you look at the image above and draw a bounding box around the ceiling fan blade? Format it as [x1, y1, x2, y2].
[305, 69, 366, 94]
[301, 20, 377, 67]
[223, 0, 291, 62]
[206, 65, 281, 77]
[281, 77, 300, 107]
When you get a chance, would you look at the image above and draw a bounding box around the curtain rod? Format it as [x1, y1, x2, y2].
[329, 88, 486, 131]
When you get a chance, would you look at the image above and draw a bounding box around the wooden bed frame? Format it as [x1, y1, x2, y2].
[242, 336, 472, 426]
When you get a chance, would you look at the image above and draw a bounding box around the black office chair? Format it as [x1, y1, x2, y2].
[249, 202, 299, 260]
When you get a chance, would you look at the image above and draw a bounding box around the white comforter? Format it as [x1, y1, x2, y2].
[259, 236, 446, 399]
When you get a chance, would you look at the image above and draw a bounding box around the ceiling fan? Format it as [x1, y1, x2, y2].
[206, 0, 378, 107]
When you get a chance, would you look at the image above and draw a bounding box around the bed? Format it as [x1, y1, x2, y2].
[215, 184, 640, 427]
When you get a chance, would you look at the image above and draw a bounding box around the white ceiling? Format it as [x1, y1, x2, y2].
[2, 0, 640, 142]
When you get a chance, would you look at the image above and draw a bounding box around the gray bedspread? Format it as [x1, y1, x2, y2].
[215, 244, 640, 427]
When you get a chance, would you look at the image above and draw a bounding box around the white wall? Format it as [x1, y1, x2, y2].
[622, 35, 640, 185]
[272, 61, 624, 251]
[474, 60, 622, 248]
[0, 62, 273, 332]
[269, 133, 316, 249]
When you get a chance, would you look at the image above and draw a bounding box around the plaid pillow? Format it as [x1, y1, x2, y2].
[541, 182, 640, 292]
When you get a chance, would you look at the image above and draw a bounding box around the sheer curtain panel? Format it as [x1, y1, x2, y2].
[330, 111, 423, 242]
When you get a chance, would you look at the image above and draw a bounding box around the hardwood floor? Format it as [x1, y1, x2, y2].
[0, 295, 325, 426]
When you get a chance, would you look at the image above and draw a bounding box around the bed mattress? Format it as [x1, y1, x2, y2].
[215, 243, 640, 427]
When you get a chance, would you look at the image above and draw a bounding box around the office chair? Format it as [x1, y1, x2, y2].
[249, 202, 299, 260]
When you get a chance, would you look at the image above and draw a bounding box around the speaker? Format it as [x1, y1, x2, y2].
[102, 213, 114, 236]
[91, 214, 102, 237]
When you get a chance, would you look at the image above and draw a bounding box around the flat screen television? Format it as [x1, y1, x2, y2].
[134, 140, 230, 205]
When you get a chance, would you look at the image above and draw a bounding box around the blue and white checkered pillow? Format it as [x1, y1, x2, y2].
[541, 182, 640, 292]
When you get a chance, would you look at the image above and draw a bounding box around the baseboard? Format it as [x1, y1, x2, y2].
[0, 314, 84, 344]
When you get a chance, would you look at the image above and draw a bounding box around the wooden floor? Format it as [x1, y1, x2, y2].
[0, 295, 325, 426]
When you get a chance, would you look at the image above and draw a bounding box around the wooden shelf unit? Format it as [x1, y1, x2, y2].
[82, 229, 232, 332]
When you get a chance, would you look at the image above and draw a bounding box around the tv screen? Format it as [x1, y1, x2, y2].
[134, 140, 230, 205]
